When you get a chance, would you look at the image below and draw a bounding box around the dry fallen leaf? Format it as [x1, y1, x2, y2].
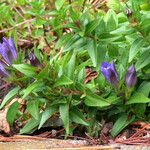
[0, 109, 10, 134]
[0, 98, 25, 134]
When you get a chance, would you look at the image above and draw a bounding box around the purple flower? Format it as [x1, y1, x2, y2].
[0, 61, 9, 77]
[101, 61, 119, 86]
[29, 52, 41, 67]
[0, 37, 17, 65]
[125, 65, 137, 88]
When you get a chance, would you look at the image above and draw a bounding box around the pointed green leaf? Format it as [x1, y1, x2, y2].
[66, 52, 76, 79]
[13, 64, 36, 77]
[126, 92, 150, 104]
[128, 38, 144, 63]
[87, 39, 97, 67]
[84, 90, 111, 107]
[0, 87, 20, 109]
[70, 107, 89, 126]
[111, 114, 134, 137]
[22, 82, 43, 99]
[59, 103, 69, 134]
[55, 33, 72, 49]
[38, 106, 58, 129]
[105, 9, 118, 31]
[70, 7, 79, 22]
[135, 49, 150, 70]
[63, 34, 80, 52]
[137, 82, 150, 97]
[85, 19, 100, 34]
[54, 75, 73, 87]
[6, 101, 20, 126]
[20, 116, 41, 134]
[27, 101, 39, 120]
[55, 0, 65, 10]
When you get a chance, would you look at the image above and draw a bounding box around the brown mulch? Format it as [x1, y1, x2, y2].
[115, 121, 150, 145]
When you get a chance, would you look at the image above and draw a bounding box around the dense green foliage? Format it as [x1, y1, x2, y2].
[0, 0, 150, 137]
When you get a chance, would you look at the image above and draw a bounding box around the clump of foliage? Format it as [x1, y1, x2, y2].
[0, 0, 150, 138]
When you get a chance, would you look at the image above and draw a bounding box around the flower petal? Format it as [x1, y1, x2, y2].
[3, 37, 17, 60]
[0, 43, 12, 64]
[0, 61, 9, 77]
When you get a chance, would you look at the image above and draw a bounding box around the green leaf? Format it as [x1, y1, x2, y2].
[135, 49, 150, 70]
[13, 64, 37, 77]
[97, 44, 106, 67]
[63, 34, 80, 52]
[128, 38, 144, 63]
[59, 103, 69, 134]
[0, 87, 20, 109]
[85, 19, 100, 34]
[70, 7, 79, 22]
[54, 75, 73, 87]
[111, 114, 134, 137]
[55, 33, 72, 49]
[105, 9, 118, 31]
[87, 39, 97, 67]
[38, 106, 58, 129]
[6, 101, 20, 126]
[27, 101, 39, 120]
[55, 0, 65, 10]
[126, 92, 150, 104]
[70, 107, 89, 126]
[107, 0, 121, 11]
[22, 82, 43, 99]
[110, 26, 132, 35]
[134, 104, 146, 116]
[20, 116, 41, 134]
[66, 52, 76, 79]
[137, 82, 150, 97]
[84, 90, 111, 107]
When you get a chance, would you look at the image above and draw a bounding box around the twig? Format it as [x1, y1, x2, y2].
[129, 125, 149, 139]
[0, 18, 35, 33]
[12, 7, 24, 19]
[43, 24, 51, 49]
[0, 83, 11, 90]
[0, 135, 47, 142]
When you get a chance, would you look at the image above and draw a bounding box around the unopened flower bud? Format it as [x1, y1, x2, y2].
[29, 52, 41, 67]
[126, 8, 132, 17]
[125, 65, 137, 88]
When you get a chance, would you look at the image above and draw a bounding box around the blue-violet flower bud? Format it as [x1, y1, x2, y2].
[29, 52, 41, 67]
[125, 65, 137, 88]
[0, 37, 17, 65]
[101, 61, 119, 86]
